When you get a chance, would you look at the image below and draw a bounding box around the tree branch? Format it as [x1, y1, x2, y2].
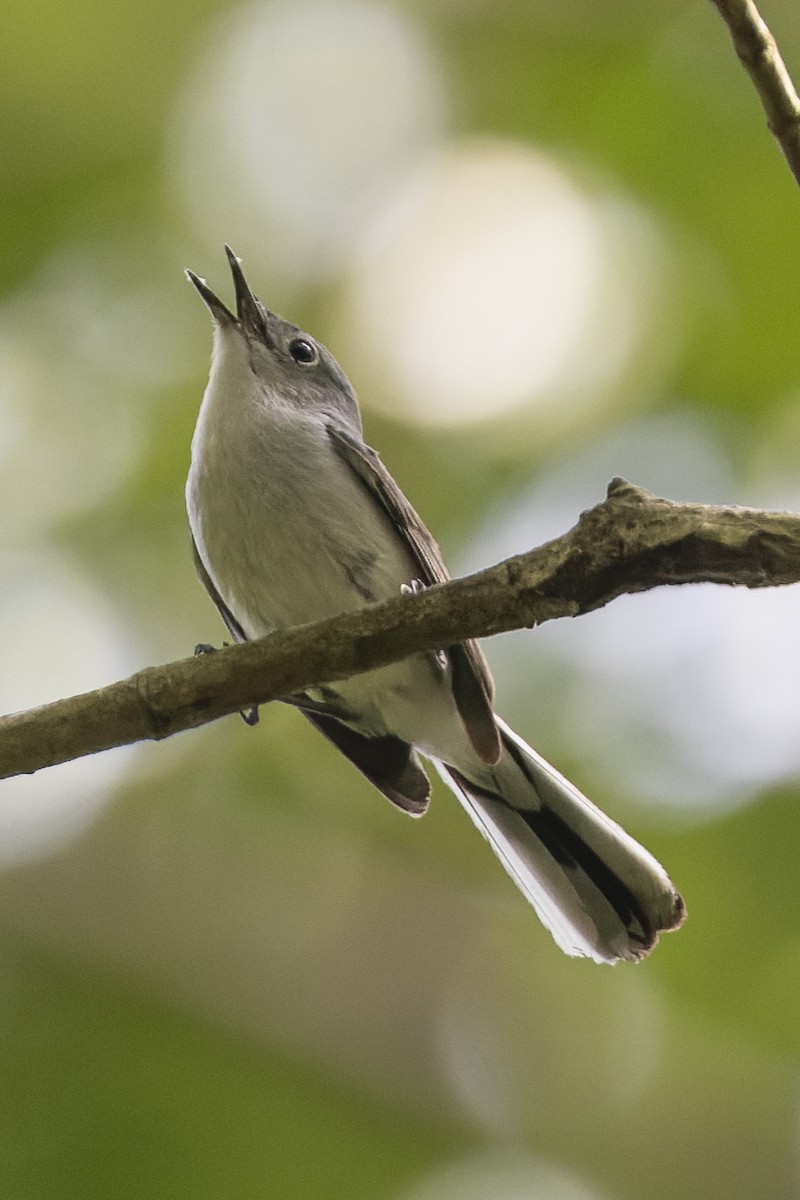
[710, 0, 800, 185]
[2, 479, 800, 782]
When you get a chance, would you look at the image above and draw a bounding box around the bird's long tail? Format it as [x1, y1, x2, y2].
[436, 718, 685, 963]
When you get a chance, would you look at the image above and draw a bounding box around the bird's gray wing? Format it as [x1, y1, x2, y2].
[327, 423, 501, 766]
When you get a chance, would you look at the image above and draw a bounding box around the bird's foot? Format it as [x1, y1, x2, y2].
[193, 642, 260, 726]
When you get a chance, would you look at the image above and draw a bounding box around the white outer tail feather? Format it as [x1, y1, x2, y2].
[435, 718, 685, 965]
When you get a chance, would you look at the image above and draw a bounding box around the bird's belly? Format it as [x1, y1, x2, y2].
[188, 433, 416, 638]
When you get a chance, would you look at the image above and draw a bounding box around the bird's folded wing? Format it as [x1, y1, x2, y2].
[327, 424, 501, 765]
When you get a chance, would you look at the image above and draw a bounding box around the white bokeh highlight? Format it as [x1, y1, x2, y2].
[0, 550, 137, 864]
[0, 242, 168, 544]
[337, 139, 671, 428]
[173, 0, 448, 288]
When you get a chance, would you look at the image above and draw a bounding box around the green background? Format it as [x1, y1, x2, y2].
[2, 1, 800, 1197]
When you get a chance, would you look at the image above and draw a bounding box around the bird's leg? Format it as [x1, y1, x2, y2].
[193, 642, 260, 726]
[400, 578, 426, 595]
[400, 580, 448, 668]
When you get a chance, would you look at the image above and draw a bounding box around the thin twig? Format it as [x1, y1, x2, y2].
[710, 0, 800, 185]
[1, 479, 800, 782]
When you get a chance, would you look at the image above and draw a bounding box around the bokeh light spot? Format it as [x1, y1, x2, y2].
[0, 550, 138, 864]
[172, 0, 448, 288]
[336, 138, 671, 429]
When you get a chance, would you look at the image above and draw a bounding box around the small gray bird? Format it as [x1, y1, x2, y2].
[186, 246, 685, 964]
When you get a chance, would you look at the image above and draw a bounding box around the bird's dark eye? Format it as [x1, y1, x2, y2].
[289, 337, 318, 365]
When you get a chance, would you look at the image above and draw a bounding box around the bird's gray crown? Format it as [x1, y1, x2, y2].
[186, 245, 361, 430]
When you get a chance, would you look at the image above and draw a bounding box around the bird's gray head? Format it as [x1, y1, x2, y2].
[186, 246, 361, 431]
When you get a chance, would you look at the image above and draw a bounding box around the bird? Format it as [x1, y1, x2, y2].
[185, 246, 685, 964]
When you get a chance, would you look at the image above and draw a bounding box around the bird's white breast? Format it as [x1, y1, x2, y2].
[186, 329, 415, 640]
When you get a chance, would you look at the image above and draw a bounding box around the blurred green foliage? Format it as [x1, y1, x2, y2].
[3, 1, 800, 1198]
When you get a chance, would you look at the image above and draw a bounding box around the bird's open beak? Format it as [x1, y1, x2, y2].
[223, 244, 265, 332]
[186, 246, 268, 340]
[185, 268, 236, 325]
